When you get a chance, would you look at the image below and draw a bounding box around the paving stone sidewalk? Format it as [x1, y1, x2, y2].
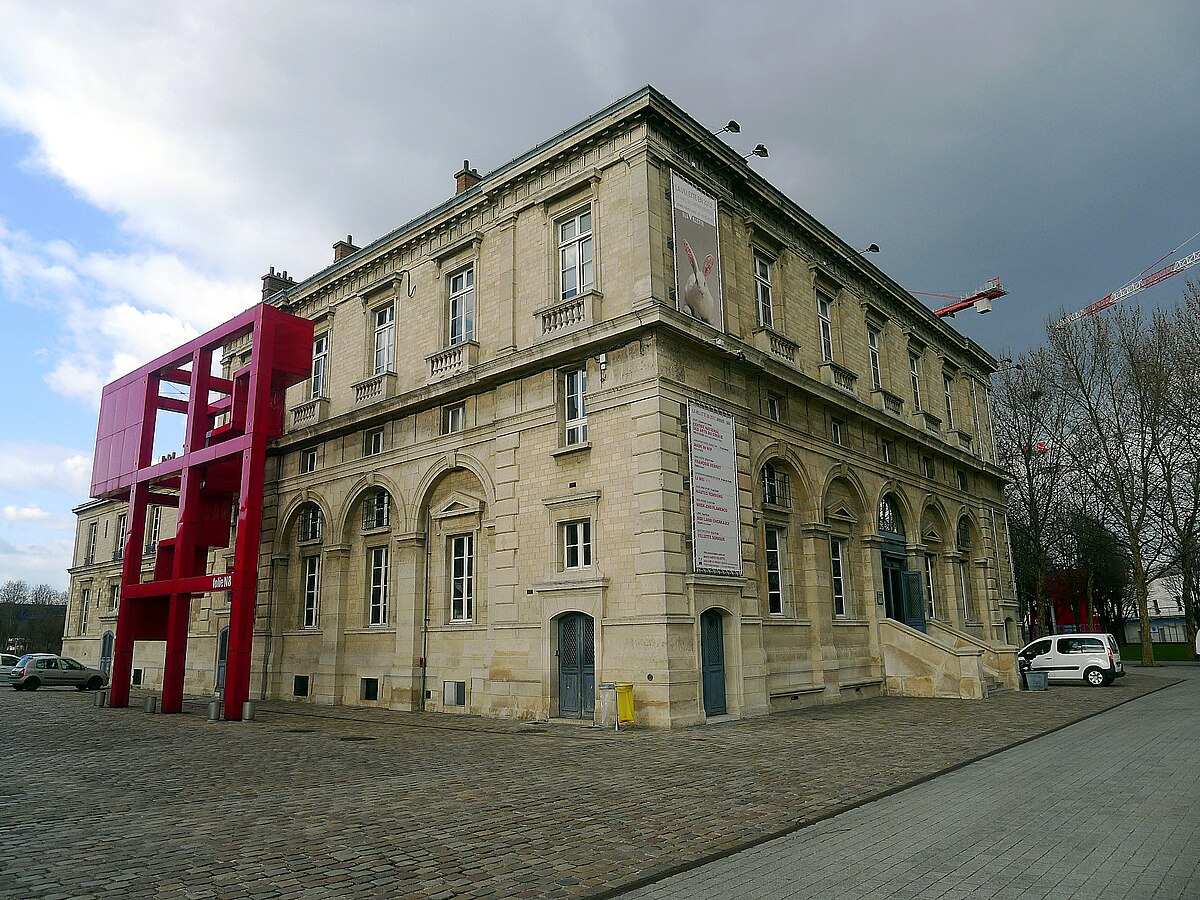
[0, 673, 1176, 900]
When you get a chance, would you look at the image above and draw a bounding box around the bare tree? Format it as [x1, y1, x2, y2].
[1049, 305, 1173, 666]
[993, 348, 1072, 637]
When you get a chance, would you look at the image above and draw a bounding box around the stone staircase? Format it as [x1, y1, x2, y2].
[879, 620, 1020, 700]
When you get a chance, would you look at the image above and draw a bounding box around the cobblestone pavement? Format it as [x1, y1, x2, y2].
[0, 672, 1178, 900]
[622, 666, 1200, 900]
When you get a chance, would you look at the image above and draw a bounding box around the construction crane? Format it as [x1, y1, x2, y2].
[911, 277, 1007, 318]
[1056, 232, 1200, 327]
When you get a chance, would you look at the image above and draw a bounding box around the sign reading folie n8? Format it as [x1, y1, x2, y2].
[687, 401, 741, 576]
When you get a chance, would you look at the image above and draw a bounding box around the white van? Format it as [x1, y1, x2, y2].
[1018, 633, 1124, 687]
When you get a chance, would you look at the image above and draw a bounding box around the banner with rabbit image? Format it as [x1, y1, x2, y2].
[670, 172, 724, 330]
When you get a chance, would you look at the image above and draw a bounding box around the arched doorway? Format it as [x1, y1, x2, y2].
[880, 495, 926, 632]
[215, 626, 229, 693]
[700, 609, 727, 716]
[100, 631, 115, 676]
[557, 613, 595, 719]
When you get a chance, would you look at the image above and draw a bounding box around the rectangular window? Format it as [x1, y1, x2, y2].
[765, 526, 784, 616]
[450, 534, 474, 622]
[442, 403, 465, 435]
[766, 393, 783, 423]
[921, 456, 934, 479]
[443, 680, 467, 707]
[817, 294, 834, 362]
[909, 352, 922, 411]
[300, 447, 317, 474]
[762, 465, 790, 507]
[299, 506, 323, 543]
[564, 367, 588, 445]
[754, 253, 774, 328]
[881, 439, 893, 464]
[868, 327, 882, 390]
[831, 419, 843, 446]
[447, 266, 475, 345]
[80, 588, 90, 634]
[943, 374, 955, 430]
[369, 546, 389, 626]
[373, 304, 395, 375]
[293, 675, 310, 698]
[146, 506, 161, 553]
[302, 555, 320, 628]
[559, 208, 594, 300]
[311, 333, 328, 400]
[924, 554, 938, 619]
[563, 519, 592, 570]
[360, 677, 379, 702]
[108, 584, 120, 611]
[957, 469, 969, 492]
[830, 539, 848, 618]
[86, 523, 97, 564]
[115, 513, 127, 560]
[364, 427, 384, 457]
[363, 492, 390, 530]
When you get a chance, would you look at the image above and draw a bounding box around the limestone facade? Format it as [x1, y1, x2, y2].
[63, 86, 1019, 726]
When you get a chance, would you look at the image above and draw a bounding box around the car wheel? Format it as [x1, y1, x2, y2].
[1084, 667, 1107, 687]
[86, 676, 103, 691]
[11, 684, 21, 691]
[25, 678, 40, 691]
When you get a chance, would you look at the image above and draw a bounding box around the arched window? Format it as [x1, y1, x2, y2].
[878, 495, 904, 538]
[762, 462, 791, 507]
[362, 489, 391, 530]
[298, 503, 323, 543]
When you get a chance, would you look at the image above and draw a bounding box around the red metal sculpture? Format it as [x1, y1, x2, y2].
[91, 303, 312, 720]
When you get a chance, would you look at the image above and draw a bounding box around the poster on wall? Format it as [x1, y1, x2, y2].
[687, 400, 741, 576]
[670, 171, 724, 330]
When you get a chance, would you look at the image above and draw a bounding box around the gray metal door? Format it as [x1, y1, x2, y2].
[215, 626, 229, 692]
[100, 631, 115, 675]
[557, 613, 595, 718]
[700, 610, 727, 716]
[902, 571, 928, 633]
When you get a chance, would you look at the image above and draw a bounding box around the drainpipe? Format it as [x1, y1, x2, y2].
[420, 508, 432, 710]
[260, 556, 277, 700]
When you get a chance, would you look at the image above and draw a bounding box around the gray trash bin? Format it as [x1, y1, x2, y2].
[1024, 671, 1048, 691]
[596, 682, 617, 729]
[93, 689, 108, 708]
[142, 695, 158, 713]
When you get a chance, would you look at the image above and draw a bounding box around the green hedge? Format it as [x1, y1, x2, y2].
[1119, 642, 1196, 662]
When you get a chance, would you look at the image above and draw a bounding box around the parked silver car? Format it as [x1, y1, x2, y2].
[7, 653, 108, 691]
[1018, 633, 1124, 686]
[0, 652, 19, 677]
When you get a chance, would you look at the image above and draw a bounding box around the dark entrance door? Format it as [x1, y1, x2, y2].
[883, 553, 927, 632]
[100, 631, 115, 676]
[557, 613, 595, 718]
[700, 609, 727, 716]
[215, 626, 229, 693]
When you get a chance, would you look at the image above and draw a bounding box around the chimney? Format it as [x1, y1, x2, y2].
[261, 265, 296, 301]
[455, 160, 482, 195]
[332, 235, 359, 263]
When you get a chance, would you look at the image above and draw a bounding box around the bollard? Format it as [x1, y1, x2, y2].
[142, 695, 158, 714]
[207, 699, 222, 722]
[242, 700, 255, 722]
[93, 689, 108, 708]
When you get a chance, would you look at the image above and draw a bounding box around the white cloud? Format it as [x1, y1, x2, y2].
[4, 504, 53, 522]
[0, 442, 92, 497]
[0, 535, 74, 590]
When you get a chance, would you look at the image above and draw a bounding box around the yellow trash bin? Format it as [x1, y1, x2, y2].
[614, 682, 634, 726]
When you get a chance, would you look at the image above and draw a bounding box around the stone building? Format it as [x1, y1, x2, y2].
[62, 86, 1020, 726]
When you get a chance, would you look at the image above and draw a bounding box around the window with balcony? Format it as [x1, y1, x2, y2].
[145, 506, 161, 553]
[909, 351, 923, 411]
[558, 209, 594, 300]
[373, 304, 395, 375]
[754, 253, 774, 328]
[817, 293, 834, 362]
[114, 513, 127, 560]
[362, 491, 390, 531]
[447, 265, 475, 346]
[943, 373, 956, 430]
[85, 522, 97, 565]
[868, 327, 882, 390]
[311, 333, 328, 399]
